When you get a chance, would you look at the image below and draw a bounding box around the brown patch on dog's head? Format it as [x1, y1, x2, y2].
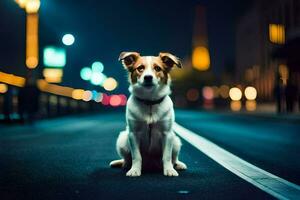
[159, 52, 182, 71]
[118, 52, 140, 72]
[119, 52, 181, 85]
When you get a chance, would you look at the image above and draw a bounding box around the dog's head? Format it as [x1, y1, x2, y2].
[119, 52, 182, 88]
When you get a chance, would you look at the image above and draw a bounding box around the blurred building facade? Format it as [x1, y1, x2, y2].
[236, 0, 300, 102]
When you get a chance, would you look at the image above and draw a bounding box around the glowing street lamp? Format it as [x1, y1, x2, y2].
[15, 0, 41, 69]
[62, 34, 75, 46]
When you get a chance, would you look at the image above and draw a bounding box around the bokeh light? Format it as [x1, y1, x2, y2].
[192, 46, 210, 71]
[202, 86, 214, 100]
[82, 90, 92, 101]
[186, 88, 199, 101]
[62, 34, 75, 46]
[0, 83, 8, 93]
[219, 85, 230, 99]
[72, 89, 84, 100]
[230, 100, 242, 111]
[244, 86, 257, 100]
[103, 77, 118, 91]
[92, 61, 104, 73]
[229, 87, 242, 101]
[91, 73, 106, 85]
[246, 100, 257, 111]
[80, 67, 93, 81]
[110, 95, 122, 107]
[119, 94, 127, 106]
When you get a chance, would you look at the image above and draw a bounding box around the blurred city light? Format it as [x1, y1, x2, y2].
[202, 86, 214, 100]
[279, 64, 289, 85]
[72, 89, 84, 100]
[43, 68, 63, 83]
[212, 86, 219, 98]
[245, 100, 257, 111]
[101, 94, 110, 105]
[219, 85, 229, 99]
[90, 73, 106, 85]
[186, 88, 199, 101]
[119, 94, 127, 106]
[230, 100, 242, 111]
[103, 77, 118, 91]
[43, 46, 66, 67]
[94, 93, 103, 103]
[229, 87, 242, 101]
[62, 34, 75, 46]
[109, 95, 122, 107]
[25, 0, 40, 14]
[244, 86, 257, 100]
[26, 14, 39, 69]
[92, 61, 104, 73]
[269, 24, 285, 44]
[192, 46, 210, 71]
[80, 67, 93, 81]
[0, 83, 8, 94]
[82, 90, 93, 101]
[0, 71, 25, 87]
[15, 0, 28, 8]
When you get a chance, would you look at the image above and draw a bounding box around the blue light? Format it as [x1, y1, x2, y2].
[92, 61, 104, 73]
[62, 34, 75, 46]
[90, 72, 107, 85]
[80, 67, 92, 80]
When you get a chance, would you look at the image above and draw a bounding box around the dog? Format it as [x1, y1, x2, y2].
[109, 52, 187, 177]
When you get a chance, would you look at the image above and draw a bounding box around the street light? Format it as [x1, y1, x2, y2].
[15, 0, 41, 69]
[62, 34, 75, 46]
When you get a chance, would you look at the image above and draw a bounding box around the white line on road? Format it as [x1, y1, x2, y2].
[174, 122, 300, 200]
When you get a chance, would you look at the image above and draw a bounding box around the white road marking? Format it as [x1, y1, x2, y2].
[174, 122, 300, 200]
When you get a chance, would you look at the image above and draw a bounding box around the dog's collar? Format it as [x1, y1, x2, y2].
[134, 96, 166, 106]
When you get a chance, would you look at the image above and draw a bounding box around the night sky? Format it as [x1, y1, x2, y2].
[0, 0, 251, 93]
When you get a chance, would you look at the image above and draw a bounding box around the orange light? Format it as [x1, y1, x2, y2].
[43, 68, 63, 83]
[26, 14, 39, 69]
[25, 0, 40, 14]
[269, 24, 285, 44]
[103, 77, 118, 91]
[0, 71, 26, 87]
[192, 46, 210, 71]
[72, 89, 84, 100]
[245, 100, 256, 111]
[230, 100, 241, 111]
[0, 83, 8, 93]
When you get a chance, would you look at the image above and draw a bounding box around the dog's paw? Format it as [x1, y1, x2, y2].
[164, 167, 178, 177]
[175, 161, 187, 170]
[126, 168, 141, 177]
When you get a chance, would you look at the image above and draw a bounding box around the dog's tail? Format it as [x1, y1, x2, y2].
[109, 159, 124, 168]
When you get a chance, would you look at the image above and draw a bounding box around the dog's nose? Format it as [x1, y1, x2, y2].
[144, 75, 153, 83]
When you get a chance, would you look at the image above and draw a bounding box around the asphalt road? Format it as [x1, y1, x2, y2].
[1, 110, 299, 200]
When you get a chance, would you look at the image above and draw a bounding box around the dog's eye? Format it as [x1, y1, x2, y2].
[154, 66, 162, 72]
[137, 65, 145, 72]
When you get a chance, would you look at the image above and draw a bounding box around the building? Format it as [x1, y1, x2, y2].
[236, 0, 300, 101]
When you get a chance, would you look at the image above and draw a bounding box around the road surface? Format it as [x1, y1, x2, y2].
[1, 110, 300, 200]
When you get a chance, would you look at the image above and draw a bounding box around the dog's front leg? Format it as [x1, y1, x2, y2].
[162, 132, 178, 176]
[126, 132, 142, 177]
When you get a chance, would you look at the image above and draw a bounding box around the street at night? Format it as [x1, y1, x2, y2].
[1, 0, 300, 199]
[1, 111, 300, 199]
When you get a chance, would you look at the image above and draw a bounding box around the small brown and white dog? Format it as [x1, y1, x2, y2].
[109, 52, 187, 177]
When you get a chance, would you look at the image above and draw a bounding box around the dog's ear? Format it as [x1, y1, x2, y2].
[118, 52, 140, 71]
[159, 52, 182, 70]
